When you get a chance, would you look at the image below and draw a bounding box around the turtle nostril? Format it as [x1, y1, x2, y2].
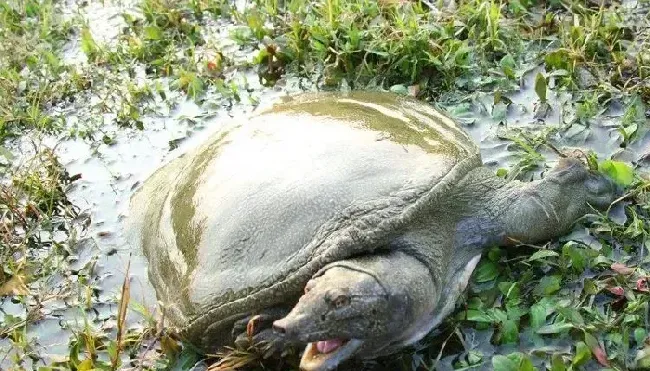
[273, 323, 286, 334]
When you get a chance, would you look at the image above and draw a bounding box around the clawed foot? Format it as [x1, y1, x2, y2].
[232, 308, 296, 358]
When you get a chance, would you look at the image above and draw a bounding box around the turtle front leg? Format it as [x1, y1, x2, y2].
[232, 306, 298, 357]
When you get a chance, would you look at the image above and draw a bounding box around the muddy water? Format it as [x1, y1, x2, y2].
[1, 0, 649, 369]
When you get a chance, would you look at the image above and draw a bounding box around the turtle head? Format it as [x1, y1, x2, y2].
[272, 258, 420, 371]
[504, 156, 619, 244]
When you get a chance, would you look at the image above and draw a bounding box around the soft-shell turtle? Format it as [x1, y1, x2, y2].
[128, 91, 617, 371]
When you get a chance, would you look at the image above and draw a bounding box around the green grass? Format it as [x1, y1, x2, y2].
[0, 0, 91, 142]
[0, 147, 80, 367]
[0, 148, 75, 291]
[1, 0, 650, 370]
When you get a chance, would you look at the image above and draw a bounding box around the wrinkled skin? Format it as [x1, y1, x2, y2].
[264, 157, 618, 371]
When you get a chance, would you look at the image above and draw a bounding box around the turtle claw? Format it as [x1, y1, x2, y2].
[232, 307, 292, 348]
[246, 314, 264, 337]
[234, 328, 293, 358]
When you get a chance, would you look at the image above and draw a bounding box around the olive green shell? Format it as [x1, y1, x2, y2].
[127, 91, 481, 350]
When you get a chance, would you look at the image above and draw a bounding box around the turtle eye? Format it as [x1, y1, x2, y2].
[332, 294, 350, 309]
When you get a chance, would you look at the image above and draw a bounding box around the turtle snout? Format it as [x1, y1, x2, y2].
[273, 313, 319, 342]
[273, 317, 302, 339]
[272, 319, 288, 335]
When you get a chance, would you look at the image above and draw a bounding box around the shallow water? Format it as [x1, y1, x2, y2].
[62, 0, 138, 65]
[2, 0, 650, 369]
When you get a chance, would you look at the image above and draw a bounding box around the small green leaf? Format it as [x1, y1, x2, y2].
[170, 343, 202, 370]
[493, 355, 518, 371]
[558, 307, 585, 325]
[519, 356, 535, 371]
[501, 319, 519, 344]
[622, 123, 638, 141]
[253, 48, 270, 64]
[592, 255, 612, 267]
[506, 305, 525, 321]
[530, 303, 547, 329]
[527, 249, 559, 262]
[537, 321, 573, 334]
[545, 50, 570, 70]
[599, 160, 635, 186]
[144, 25, 163, 40]
[534, 72, 547, 103]
[473, 260, 500, 283]
[551, 354, 566, 371]
[487, 246, 503, 261]
[467, 350, 483, 365]
[77, 359, 94, 371]
[582, 332, 597, 347]
[534, 275, 561, 296]
[572, 341, 592, 367]
[635, 328, 647, 345]
[493, 353, 534, 371]
[500, 54, 516, 79]
[562, 244, 586, 272]
[498, 282, 520, 303]
[102, 135, 114, 145]
[584, 278, 598, 295]
[491, 308, 508, 323]
[466, 309, 493, 323]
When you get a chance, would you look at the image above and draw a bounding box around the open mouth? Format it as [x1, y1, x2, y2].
[299, 338, 364, 371]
